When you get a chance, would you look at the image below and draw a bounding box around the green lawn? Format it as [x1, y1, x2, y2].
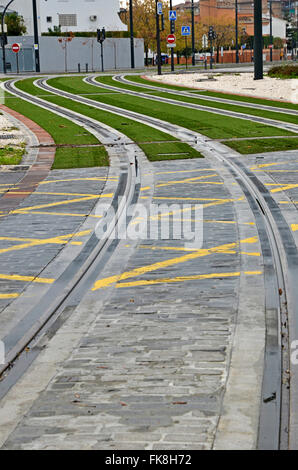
[223, 137, 298, 154]
[47, 77, 294, 140]
[96, 76, 298, 125]
[0, 146, 25, 165]
[3, 88, 110, 169]
[53, 146, 109, 169]
[127, 75, 298, 112]
[13, 78, 204, 162]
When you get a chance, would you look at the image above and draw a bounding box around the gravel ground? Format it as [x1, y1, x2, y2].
[147, 72, 298, 103]
[0, 114, 25, 146]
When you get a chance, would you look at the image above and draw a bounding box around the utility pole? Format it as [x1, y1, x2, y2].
[155, 0, 162, 75]
[254, 0, 263, 79]
[129, 0, 135, 69]
[269, 0, 273, 62]
[1, 0, 14, 74]
[170, 0, 174, 72]
[235, 0, 239, 63]
[32, 0, 40, 72]
[191, 0, 195, 66]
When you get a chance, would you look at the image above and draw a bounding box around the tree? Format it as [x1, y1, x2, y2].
[123, 0, 171, 64]
[1, 12, 27, 36]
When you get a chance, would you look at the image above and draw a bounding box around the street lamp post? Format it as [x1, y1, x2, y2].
[269, 0, 273, 62]
[1, 0, 15, 74]
[32, 0, 40, 72]
[129, 0, 135, 69]
[170, 0, 175, 72]
[191, 0, 195, 66]
[254, 0, 263, 79]
[155, 0, 162, 75]
[235, 0, 239, 63]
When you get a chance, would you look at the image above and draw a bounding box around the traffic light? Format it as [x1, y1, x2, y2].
[208, 26, 216, 41]
[0, 33, 7, 47]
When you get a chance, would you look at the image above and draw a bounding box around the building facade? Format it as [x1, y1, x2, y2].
[10, 0, 127, 35]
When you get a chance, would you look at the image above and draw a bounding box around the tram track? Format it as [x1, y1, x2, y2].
[114, 74, 298, 117]
[84, 76, 298, 134]
[0, 79, 141, 398]
[1, 76, 298, 448]
[35, 76, 298, 448]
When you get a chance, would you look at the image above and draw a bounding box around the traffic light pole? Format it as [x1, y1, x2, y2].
[170, 0, 174, 72]
[1, 0, 15, 74]
[269, 0, 273, 62]
[155, 0, 162, 76]
[32, 0, 40, 72]
[129, 0, 135, 69]
[191, 0, 195, 66]
[254, 0, 263, 79]
[235, 0, 239, 63]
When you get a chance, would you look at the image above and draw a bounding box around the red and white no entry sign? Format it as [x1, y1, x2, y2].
[12, 43, 20, 53]
[167, 34, 176, 44]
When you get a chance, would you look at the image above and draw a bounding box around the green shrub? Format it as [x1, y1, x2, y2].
[268, 65, 298, 78]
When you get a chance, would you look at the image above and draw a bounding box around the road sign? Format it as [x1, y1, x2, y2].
[169, 10, 177, 21]
[181, 26, 191, 36]
[202, 34, 208, 48]
[12, 43, 20, 53]
[167, 44, 176, 48]
[167, 34, 176, 44]
[157, 2, 163, 15]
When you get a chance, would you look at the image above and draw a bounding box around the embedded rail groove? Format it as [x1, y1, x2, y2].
[114, 75, 298, 117]
[85, 76, 298, 134]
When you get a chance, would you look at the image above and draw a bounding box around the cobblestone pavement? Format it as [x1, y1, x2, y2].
[0, 156, 265, 450]
[0, 167, 109, 315]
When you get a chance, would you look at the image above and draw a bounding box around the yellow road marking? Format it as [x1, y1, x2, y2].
[0, 293, 19, 299]
[0, 235, 82, 246]
[153, 168, 216, 176]
[92, 236, 258, 291]
[11, 193, 113, 214]
[11, 210, 103, 219]
[10, 191, 110, 197]
[156, 174, 219, 188]
[270, 184, 298, 194]
[0, 274, 54, 284]
[116, 270, 262, 288]
[39, 177, 117, 185]
[250, 160, 298, 170]
[138, 244, 260, 256]
[0, 230, 91, 255]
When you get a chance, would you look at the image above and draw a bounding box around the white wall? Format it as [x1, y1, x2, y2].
[40, 0, 127, 33]
[263, 17, 287, 39]
[10, 0, 127, 35]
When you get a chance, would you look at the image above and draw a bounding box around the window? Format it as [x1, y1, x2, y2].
[58, 14, 77, 27]
[46, 16, 52, 23]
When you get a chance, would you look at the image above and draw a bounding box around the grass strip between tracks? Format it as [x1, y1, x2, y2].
[222, 137, 298, 154]
[14, 78, 204, 162]
[3, 88, 109, 169]
[46, 76, 295, 143]
[126, 75, 298, 112]
[96, 76, 298, 126]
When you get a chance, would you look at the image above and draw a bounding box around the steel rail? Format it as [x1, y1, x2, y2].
[84, 76, 298, 134]
[115, 74, 298, 117]
[35, 77, 297, 447]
